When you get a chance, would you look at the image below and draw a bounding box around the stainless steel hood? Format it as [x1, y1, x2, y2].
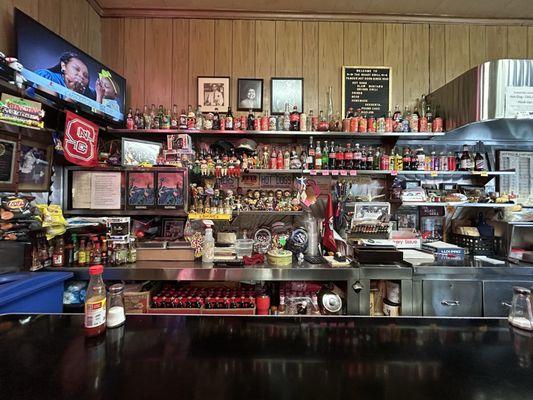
[426, 59, 533, 141]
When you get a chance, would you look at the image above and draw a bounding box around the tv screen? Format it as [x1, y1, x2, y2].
[15, 9, 126, 122]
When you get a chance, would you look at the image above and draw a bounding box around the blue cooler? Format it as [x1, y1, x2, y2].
[0, 272, 73, 314]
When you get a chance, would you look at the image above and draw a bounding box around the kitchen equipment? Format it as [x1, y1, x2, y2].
[317, 284, 344, 315]
[235, 239, 254, 258]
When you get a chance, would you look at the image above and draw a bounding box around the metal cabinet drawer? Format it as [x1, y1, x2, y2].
[483, 281, 533, 317]
[422, 280, 482, 317]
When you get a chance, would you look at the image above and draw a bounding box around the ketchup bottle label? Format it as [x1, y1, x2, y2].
[84, 298, 106, 328]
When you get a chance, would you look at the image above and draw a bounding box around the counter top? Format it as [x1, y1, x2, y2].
[1, 314, 533, 400]
[45, 258, 533, 281]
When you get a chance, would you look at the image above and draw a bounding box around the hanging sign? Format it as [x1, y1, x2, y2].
[63, 111, 99, 166]
[342, 66, 391, 118]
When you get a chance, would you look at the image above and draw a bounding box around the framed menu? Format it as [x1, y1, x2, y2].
[72, 171, 122, 209]
[498, 150, 533, 205]
[342, 66, 391, 118]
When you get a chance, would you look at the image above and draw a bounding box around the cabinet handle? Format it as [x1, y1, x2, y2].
[501, 301, 512, 308]
[441, 300, 460, 306]
[352, 281, 363, 293]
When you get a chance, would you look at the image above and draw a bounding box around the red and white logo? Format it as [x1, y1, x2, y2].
[63, 111, 99, 166]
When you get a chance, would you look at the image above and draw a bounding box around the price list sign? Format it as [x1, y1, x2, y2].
[342, 66, 391, 118]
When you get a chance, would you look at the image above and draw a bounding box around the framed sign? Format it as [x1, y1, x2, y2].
[18, 139, 53, 192]
[342, 66, 391, 118]
[270, 78, 303, 115]
[127, 171, 156, 209]
[122, 138, 162, 166]
[0, 135, 17, 191]
[498, 150, 533, 205]
[237, 78, 263, 111]
[156, 170, 186, 209]
[197, 76, 230, 113]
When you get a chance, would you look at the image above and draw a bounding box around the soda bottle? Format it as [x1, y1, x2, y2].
[225, 107, 234, 130]
[344, 143, 353, 170]
[321, 141, 329, 169]
[336, 143, 345, 170]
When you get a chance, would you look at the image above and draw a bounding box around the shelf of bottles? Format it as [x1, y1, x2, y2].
[398, 202, 517, 208]
[300, 169, 515, 176]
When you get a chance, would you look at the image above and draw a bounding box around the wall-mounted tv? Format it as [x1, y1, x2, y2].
[15, 9, 126, 122]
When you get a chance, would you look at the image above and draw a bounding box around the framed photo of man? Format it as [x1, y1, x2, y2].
[270, 77, 304, 115]
[237, 79, 263, 111]
[197, 76, 230, 113]
[0, 135, 18, 191]
[18, 139, 53, 192]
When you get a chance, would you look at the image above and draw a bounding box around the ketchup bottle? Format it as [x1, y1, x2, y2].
[84, 265, 106, 337]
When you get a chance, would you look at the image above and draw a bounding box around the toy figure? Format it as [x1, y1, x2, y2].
[265, 195, 274, 211]
[241, 153, 249, 170]
[206, 155, 215, 176]
[203, 113, 213, 130]
[275, 190, 283, 211]
[5, 57, 26, 89]
[200, 158, 208, 176]
[291, 190, 301, 211]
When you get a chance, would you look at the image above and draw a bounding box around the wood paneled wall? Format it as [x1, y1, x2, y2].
[101, 18, 533, 113]
[0, 0, 101, 61]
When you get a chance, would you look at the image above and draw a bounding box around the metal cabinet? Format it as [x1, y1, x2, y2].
[483, 281, 533, 317]
[422, 280, 482, 317]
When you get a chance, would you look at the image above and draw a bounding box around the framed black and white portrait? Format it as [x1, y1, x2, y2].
[237, 78, 263, 111]
[270, 77, 303, 115]
[197, 76, 230, 113]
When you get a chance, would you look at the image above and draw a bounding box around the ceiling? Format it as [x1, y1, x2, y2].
[93, 0, 533, 21]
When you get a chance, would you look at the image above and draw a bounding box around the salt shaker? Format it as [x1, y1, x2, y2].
[508, 287, 533, 331]
[107, 284, 126, 328]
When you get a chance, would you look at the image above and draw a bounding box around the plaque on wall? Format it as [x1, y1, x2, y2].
[342, 66, 391, 118]
[0, 136, 17, 190]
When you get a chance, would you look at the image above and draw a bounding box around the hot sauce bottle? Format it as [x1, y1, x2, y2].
[84, 265, 106, 337]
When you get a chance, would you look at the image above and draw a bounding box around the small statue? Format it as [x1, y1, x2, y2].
[200, 159, 208, 176]
[5, 57, 26, 89]
[206, 154, 215, 176]
[203, 113, 213, 130]
[265, 195, 274, 211]
[283, 190, 292, 211]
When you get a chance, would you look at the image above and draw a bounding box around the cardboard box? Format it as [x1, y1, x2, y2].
[124, 282, 153, 314]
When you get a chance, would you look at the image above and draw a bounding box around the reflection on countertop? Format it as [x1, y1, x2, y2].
[1, 314, 532, 400]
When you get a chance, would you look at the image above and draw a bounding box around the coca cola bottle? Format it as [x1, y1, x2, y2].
[289, 106, 300, 131]
[344, 143, 353, 169]
[328, 141, 336, 169]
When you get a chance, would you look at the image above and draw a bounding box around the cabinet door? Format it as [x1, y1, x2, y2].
[422, 280, 482, 317]
[483, 281, 533, 317]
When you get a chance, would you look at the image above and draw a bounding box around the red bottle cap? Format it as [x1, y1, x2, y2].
[89, 265, 104, 275]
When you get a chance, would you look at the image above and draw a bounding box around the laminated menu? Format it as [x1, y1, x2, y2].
[72, 171, 121, 209]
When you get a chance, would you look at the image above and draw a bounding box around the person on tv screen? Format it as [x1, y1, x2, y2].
[31, 51, 96, 101]
[95, 69, 120, 112]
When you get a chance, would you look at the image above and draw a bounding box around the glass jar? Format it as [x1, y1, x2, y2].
[508, 287, 533, 331]
[107, 283, 126, 328]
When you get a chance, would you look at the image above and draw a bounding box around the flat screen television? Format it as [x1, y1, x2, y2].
[15, 9, 126, 122]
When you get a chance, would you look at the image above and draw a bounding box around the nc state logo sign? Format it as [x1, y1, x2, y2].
[63, 111, 99, 166]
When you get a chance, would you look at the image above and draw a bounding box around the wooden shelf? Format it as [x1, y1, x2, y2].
[302, 169, 515, 176]
[106, 127, 446, 139]
[63, 209, 187, 217]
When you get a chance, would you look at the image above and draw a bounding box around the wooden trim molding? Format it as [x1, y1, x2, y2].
[87, 0, 104, 16]
[98, 7, 533, 26]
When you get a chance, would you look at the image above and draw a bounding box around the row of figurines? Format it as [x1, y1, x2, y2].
[189, 185, 303, 214]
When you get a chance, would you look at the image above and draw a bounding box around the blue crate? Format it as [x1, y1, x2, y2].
[0, 272, 73, 314]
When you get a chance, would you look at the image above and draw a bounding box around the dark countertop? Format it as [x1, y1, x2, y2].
[1, 314, 533, 400]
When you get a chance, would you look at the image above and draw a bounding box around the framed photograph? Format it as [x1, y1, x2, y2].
[121, 138, 162, 167]
[420, 216, 444, 242]
[237, 79, 263, 111]
[18, 140, 53, 192]
[396, 207, 419, 230]
[352, 202, 390, 221]
[197, 76, 230, 113]
[156, 171, 186, 209]
[127, 172, 156, 209]
[162, 219, 185, 240]
[0, 135, 18, 191]
[270, 78, 304, 115]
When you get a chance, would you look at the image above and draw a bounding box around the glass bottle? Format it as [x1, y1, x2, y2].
[134, 108, 143, 129]
[344, 143, 353, 170]
[92, 241, 102, 265]
[78, 239, 87, 267]
[284, 148, 290, 170]
[289, 105, 300, 131]
[326, 86, 334, 121]
[268, 110, 277, 131]
[126, 108, 135, 130]
[460, 145, 472, 171]
[202, 228, 215, 263]
[321, 140, 329, 169]
[107, 283, 126, 329]
[508, 287, 533, 331]
[127, 238, 137, 263]
[336, 143, 345, 170]
[149, 104, 157, 129]
[143, 105, 151, 129]
[171, 104, 179, 128]
[72, 234, 79, 266]
[317, 110, 328, 132]
[299, 110, 307, 132]
[195, 105, 204, 129]
[52, 237, 64, 267]
[84, 265, 106, 337]
[247, 108, 255, 131]
[474, 150, 485, 171]
[314, 141, 322, 170]
[328, 141, 336, 170]
[157, 105, 165, 129]
[186, 104, 196, 129]
[353, 143, 361, 170]
[307, 136, 315, 168]
[283, 103, 291, 131]
[416, 147, 426, 171]
[212, 107, 221, 130]
[225, 107, 234, 130]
